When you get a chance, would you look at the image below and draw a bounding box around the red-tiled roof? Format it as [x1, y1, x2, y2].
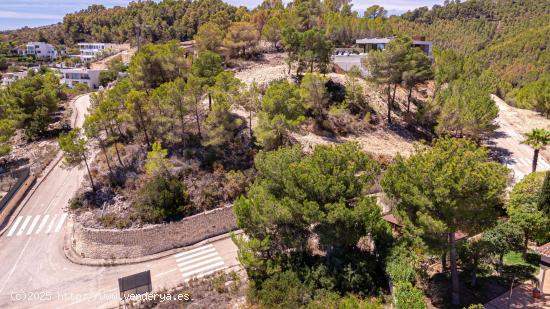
[534, 242, 550, 257]
[454, 230, 468, 240]
[382, 214, 402, 226]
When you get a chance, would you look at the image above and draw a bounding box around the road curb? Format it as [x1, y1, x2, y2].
[0, 94, 88, 237]
[63, 215, 243, 267]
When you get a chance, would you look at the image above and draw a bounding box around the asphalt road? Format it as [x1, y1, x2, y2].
[0, 93, 538, 308]
[490, 95, 550, 182]
[0, 94, 239, 308]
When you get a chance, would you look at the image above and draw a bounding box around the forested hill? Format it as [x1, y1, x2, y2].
[1, 0, 548, 109]
[392, 0, 549, 109]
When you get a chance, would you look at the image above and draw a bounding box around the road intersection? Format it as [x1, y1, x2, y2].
[0, 94, 543, 308]
[0, 94, 239, 308]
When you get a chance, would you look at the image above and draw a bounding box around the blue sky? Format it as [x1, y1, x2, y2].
[0, 0, 443, 31]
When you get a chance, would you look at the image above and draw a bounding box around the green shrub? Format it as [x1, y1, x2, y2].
[393, 281, 426, 309]
[136, 174, 191, 223]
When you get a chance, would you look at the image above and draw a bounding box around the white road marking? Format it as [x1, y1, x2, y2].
[46, 214, 58, 234]
[176, 247, 217, 263]
[184, 266, 227, 282]
[54, 213, 68, 233]
[182, 262, 225, 280]
[6, 216, 23, 237]
[5, 214, 66, 237]
[174, 244, 214, 258]
[26, 215, 41, 235]
[16, 216, 32, 236]
[174, 244, 227, 282]
[35, 214, 49, 234]
[178, 255, 223, 270]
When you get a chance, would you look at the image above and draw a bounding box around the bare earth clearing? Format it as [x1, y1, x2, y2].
[233, 53, 418, 158]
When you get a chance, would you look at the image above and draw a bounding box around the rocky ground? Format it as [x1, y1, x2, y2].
[128, 269, 247, 309]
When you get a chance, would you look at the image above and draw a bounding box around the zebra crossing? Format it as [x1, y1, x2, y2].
[174, 244, 227, 282]
[6, 213, 67, 237]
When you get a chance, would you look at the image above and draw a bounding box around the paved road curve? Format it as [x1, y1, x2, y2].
[0, 94, 239, 308]
[490, 95, 550, 182]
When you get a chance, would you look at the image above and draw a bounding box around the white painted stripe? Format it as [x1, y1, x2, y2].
[175, 247, 217, 263]
[177, 251, 220, 266]
[16, 216, 32, 236]
[183, 266, 227, 282]
[174, 244, 214, 258]
[179, 256, 223, 272]
[182, 261, 225, 280]
[55, 213, 68, 232]
[35, 215, 49, 234]
[46, 214, 58, 234]
[7, 216, 23, 237]
[26, 215, 41, 235]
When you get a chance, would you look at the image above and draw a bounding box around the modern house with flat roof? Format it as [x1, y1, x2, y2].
[60, 68, 103, 89]
[77, 43, 114, 61]
[26, 42, 57, 60]
[1, 72, 28, 88]
[356, 36, 433, 58]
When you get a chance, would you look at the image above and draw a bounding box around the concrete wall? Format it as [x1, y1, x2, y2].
[71, 205, 237, 259]
[0, 169, 34, 229]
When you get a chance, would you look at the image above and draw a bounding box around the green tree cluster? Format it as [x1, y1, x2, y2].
[234, 143, 391, 307]
[382, 138, 508, 306]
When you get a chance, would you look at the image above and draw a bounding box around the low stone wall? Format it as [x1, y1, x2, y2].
[71, 206, 237, 259]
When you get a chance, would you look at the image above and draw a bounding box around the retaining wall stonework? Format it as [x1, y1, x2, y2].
[71, 206, 237, 259]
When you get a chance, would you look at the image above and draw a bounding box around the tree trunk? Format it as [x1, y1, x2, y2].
[441, 252, 447, 271]
[100, 140, 113, 177]
[471, 262, 477, 287]
[194, 103, 202, 139]
[179, 108, 186, 146]
[497, 253, 504, 274]
[524, 232, 529, 259]
[407, 87, 413, 114]
[113, 142, 124, 167]
[391, 84, 397, 107]
[114, 120, 125, 140]
[83, 155, 95, 191]
[208, 92, 212, 111]
[135, 104, 151, 148]
[249, 110, 253, 139]
[533, 149, 539, 172]
[449, 232, 460, 306]
[386, 84, 392, 125]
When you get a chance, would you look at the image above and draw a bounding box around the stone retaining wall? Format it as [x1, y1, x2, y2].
[71, 206, 237, 259]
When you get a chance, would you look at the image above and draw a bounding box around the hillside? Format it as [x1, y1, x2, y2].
[392, 0, 550, 109]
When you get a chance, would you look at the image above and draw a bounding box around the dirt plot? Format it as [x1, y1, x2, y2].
[232, 54, 420, 159]
[234, 53, 288, 86]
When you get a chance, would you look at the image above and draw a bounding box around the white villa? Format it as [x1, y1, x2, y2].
[77, 43, 114, 61]
[60, 68, 103, 89]
[1, 71, 28, 88]
[356, 36, 433, 58]
[25, 42, 57, 60]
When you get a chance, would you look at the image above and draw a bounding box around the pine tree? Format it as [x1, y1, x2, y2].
[539, 171, 550, 216]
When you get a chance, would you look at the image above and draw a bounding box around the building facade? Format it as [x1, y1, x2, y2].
[1, 72, 28, 88]
[60, 68, 102, 89]
[356, 36, 433, 58]
[26, 42, 57, 60]
[77, 43, 114, 61]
